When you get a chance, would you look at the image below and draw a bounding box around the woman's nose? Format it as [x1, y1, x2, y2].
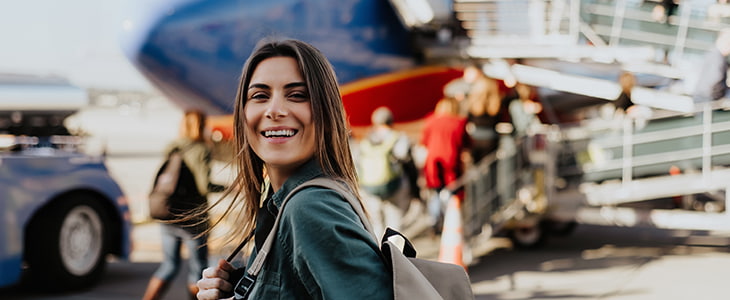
[264, 96, 287, 119]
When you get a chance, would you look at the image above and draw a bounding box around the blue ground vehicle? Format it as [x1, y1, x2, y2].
[0, 75, 131, 291]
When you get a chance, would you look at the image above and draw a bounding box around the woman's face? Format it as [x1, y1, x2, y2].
[244, 56, 316, 173]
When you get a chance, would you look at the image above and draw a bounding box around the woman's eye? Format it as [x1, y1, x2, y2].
[289, 92, 308, 101]
[250, 93, 268, 101]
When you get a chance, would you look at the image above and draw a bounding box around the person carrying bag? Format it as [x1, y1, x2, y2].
[144, 110, 215, 300]
[148, 146, 195, 220]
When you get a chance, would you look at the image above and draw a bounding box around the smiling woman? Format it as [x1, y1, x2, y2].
[195, 39, 392, 300]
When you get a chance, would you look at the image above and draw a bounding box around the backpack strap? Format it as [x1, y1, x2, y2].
[234, 177, 377, 299]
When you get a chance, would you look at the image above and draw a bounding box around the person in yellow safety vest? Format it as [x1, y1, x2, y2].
[356, 106, 413, 237]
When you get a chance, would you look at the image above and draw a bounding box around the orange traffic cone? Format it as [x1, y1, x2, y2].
[438, 194, 465, 269]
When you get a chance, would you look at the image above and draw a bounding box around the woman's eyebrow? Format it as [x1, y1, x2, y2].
[248, 83, 269, 90]
[284, 82, 306, 89]
[248, 82, 305, 90]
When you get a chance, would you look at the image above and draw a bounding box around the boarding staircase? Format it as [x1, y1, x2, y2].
[451, 0, 730, 76]
[449, 0, 730, 239]
[390, 0, 730, 248]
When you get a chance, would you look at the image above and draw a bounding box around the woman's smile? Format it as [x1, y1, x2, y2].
[261, 126, 299, 143]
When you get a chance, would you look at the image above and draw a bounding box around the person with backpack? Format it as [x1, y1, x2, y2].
[143, 109, 219, 300]
[356, 106, 413, 237]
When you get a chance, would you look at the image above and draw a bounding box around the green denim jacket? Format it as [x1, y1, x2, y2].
[245, 159, 393, 299]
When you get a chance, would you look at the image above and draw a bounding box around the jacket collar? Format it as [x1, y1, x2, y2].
[266, 158, 324, 213]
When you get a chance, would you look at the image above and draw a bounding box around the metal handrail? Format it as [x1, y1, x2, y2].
[577, 102, 727, 185]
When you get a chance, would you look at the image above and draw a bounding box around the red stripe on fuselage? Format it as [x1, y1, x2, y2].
[341, 66, 463, 127]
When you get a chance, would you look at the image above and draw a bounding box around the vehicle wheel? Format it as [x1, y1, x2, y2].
[508, 224, 546, 249]
[26, 194, 109, 291]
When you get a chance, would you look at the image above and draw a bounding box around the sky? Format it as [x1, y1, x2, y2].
[0, 0, 152, 91]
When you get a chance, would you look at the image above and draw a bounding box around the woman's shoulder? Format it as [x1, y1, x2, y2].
[285, 185, 350, 211]
[280, 185, 360, 225]
[277, 184, 374, 248]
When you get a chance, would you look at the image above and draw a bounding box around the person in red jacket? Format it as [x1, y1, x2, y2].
[420, 97, 470, 231]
